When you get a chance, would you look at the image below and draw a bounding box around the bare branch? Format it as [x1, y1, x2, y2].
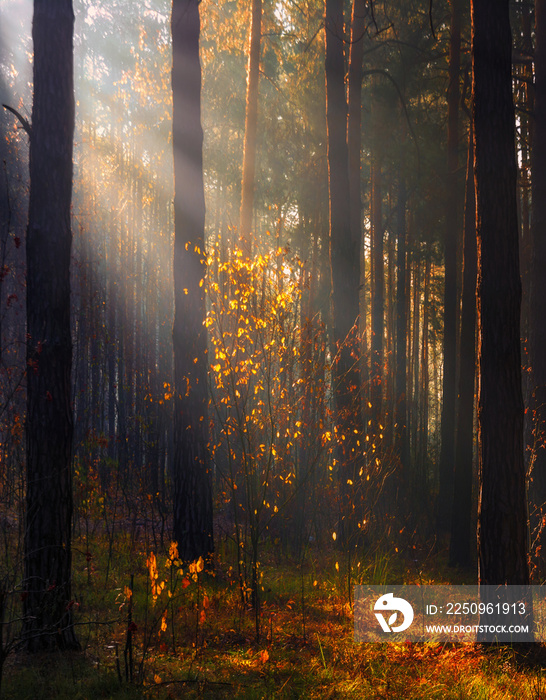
[2, 104, 31, 136]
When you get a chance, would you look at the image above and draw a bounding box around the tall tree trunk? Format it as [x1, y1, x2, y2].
[171, 0, 213, 562]
[438, 0, 462, 532]
[449, 128, 476, 568]
[107, 258, 117, 467]
[529, 0, 546, 581]
[239, 0, 262, 253]
[23, 0, 79, 651]
[418, 255, 430, 484]
[324, 0, 361, 543]
[371, 157, 383, 427]
[472, 0, 529, 586]
[347, 0, 366, 259]
[410, 255, 420, 470]
[395, 167, 409, 471]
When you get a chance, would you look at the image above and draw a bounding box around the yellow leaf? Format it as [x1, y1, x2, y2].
[154, 674, 162, 684]
[160, 610, 168, 633]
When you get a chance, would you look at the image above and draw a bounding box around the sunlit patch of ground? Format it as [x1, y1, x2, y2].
[3, 533, 546, 699]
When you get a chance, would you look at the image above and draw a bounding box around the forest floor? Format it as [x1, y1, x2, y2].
[3, 524, 546, 699]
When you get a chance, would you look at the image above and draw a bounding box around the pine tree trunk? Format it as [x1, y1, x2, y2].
[325, 0, 361, 543]
[23, 0, 79, 651]
[395, 168, 409, 470]
[529, 0, 546, 581]
[171, 0, 213, 562]
[347, 0, 366, 259]
[410, 257, 420, 469]
[371, 157, 383, 427]
[418, 256, 430, 483]
[438, 0, 462, 532]
[472, 0, 529, 587]
[239, 0, 262, 252]
[449, 129, 476, 568]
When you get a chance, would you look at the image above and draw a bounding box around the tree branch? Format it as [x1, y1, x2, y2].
[2, 104, 31, 136]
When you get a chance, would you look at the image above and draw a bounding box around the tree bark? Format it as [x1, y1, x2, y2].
[449, 127, 476, 569]
[325, 0, 361, 543]
[437, 0, 462, 533]
[371, 157, 383, 427]
[395, 167, 408, 471]
[472, 0, 529, 587]
[23, 0, 79, 651]
[347, 0, 366, 262]
[529, 0, 546, 580]
[239, 0, 262, 253]
[171, 0, 213, 563]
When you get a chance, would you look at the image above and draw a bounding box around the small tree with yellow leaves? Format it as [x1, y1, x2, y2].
[207, 245, 330, 638]
[143, 542, 205, 657]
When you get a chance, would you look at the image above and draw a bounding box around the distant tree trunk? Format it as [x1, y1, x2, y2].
[395, 167, 408, 470]
[529, 0, 546, 580]
[418, 255, 430, 479]
[324, 0, 361, 543]
[437, 0, 462, 533]
[23, 0, 79, 651]
[239, 0, 262, 253]
[370, 157, 383, 427]
[107, 264, 117, 466]
[518, 2, 533, 353]
[171, 0, 213, 562]
[410, 255, 420, 469]
[449, 128, 476, 569]
[472, 0, 529, 586]
[347, 0, 366, 258]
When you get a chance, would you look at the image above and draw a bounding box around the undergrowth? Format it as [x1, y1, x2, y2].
[2, 527, 546, 699]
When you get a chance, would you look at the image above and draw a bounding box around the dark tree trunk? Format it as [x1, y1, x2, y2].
[371, 157, 383, 427]
[410, 256, 420, 471]
[472, 0, 529, 586]
[347, 0, 366, 259]
[418, 255, 430, 478]
[395, 168, 408, 470]
[529, 0, 546, 580]
[239, 0, 262, 253]
[449, 128, 476, 569]
[171, 0, 213, 563]
[438, 0, 462, 533]
[23, 0, 79, 651]
[324, 0, 361, 542]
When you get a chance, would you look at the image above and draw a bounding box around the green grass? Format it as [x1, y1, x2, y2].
[2, 527, 546, 699]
